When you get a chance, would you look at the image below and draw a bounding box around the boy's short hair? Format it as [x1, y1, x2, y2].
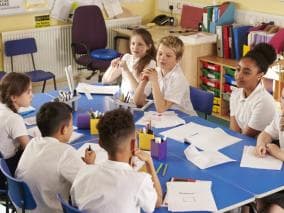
[97, 108, 135, 156]
[36, 102, 73, 137]
[158, 36, 184, 60]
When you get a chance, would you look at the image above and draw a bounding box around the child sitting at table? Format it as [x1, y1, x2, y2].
[255, 87, 284, 213]
[16, 102, 96, 213]
[134, 35, 196, 115]
[102, 28, 156, 99]
[0, 72, 32, 189]
[71, 108, 162, 213]
[230, 43, 276, 137]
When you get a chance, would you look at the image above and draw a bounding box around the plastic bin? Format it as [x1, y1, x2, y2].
[202, 61, 221, 72]
[213, 105, 220, 113]
[222, 92, 231, 101]
[200, 76, 220, 88]
[213, 97, 221, 105]
[202, 68, 220, 79]
[224, 66, 236, 77]
[200, 84, 220, 96]
[224, 74, 237, 86]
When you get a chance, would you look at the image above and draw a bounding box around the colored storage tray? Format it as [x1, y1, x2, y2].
[224, 74, 237, 86]
[200, 84, 220, 97]
[213, 97, 221, 105]
[223, 83, 237, 93]
[200, 76, 220, 88]
[202, 68, 220, 79]
[202, 61, 221, 72]
[224, 66, 236, 77]
[213, 105, 220, 113]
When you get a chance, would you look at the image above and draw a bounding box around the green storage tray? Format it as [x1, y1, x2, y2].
[202, 68, 220, 79]
[224, 66, 236, 77]
[200, 84, 220, 96]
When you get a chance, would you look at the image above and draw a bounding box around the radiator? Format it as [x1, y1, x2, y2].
[2, 16, 141, 78]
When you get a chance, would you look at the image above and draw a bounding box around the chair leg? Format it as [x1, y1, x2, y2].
[53, 77, 57, 90]
[41, 81, 46, 93]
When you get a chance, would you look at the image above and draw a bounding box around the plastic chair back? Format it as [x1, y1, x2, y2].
[190, 86, 214, 119]
[0, 159, 36, 212]
[57, 193, 83, 213]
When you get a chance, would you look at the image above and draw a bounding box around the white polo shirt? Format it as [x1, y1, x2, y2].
[71, 160, 157, 213]
[157, 64, 197, 116]
[102, 53, 155, 97]
[230, 83, 275, 131]
[265, 113, 284, 148]
[15, 137, 85, 213]
[0, 103, 28, 159]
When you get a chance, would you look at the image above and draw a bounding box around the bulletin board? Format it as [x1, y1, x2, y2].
[0, 0, 54, 16]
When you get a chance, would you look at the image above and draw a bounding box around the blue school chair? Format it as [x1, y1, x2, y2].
[71, 5, 119, 81]
[4, 38, 57, 93]
[57, 193, 83, 213]
[0, 159, 36, 213]
[190, 86, 214, 120]
[0, 153, 11, 213]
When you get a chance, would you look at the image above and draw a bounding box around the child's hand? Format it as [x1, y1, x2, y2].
[255, 143, 267, 157]
[82, 149, 96, 164]
[134, 149, 153, 165]
[119, 60, 129, 73]
[110, 57, 121, 68]
[266, 143, 281, 158]
[142, 68, 158, 82]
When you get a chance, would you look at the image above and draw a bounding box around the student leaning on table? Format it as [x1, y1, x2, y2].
[0, 72, 32, 189]
[102, 28, 156, 98]
[254, 87, 284, 213]
[134, 35, 197, 115]
[15, 102, 96, 213]
[71, 108, 163, 213]
[230, 43, 276, 137]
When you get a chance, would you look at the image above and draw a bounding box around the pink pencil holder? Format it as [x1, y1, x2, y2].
[151, 139, 167, 160]
[77, 113, 90, 129]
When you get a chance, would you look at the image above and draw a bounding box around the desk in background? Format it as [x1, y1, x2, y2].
[113, 25, 216, 87]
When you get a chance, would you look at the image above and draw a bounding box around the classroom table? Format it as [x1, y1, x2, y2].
[27, 91, 284, 212]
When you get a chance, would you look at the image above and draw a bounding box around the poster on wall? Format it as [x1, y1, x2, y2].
[0, 0, 54, 15]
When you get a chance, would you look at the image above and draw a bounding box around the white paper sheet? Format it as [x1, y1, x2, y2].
[103, 0, 123, 18]
[167, 181, 217, 212]
[240, 146, 283, 170]
[135, 111, 185, 129]
[160, 122, 213, 142]
[77, 143, 145, 171]
[27, 126, 83, 143]
[50, 0, 72, 22]
[24, 116, 36, 126]
[184, 145, 235, 169]
[187, 127, 241, 151]
[106, 96, 153, 111]
[76, 83, 119, 95]
[18, 106, 35, 115]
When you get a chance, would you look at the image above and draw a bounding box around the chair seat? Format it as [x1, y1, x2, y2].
[91, 49, 119, 60]
[77, 55, 111, 71]
[25, 70, 55, 82]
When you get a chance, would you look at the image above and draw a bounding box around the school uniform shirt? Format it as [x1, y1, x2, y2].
[15, 137, 85, 213]
[230, 83, 275, 132]
[156, 64, 197, 116]
[102, 53, 155, 97]
[265, 113, 284, 148]
[71, 160, 157, 213]
[0, 103, 28, 159]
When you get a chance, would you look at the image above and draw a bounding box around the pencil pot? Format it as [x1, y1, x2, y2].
[90, 118, 100, 135]
[77, 113, 90, 129]
[138, 133, 154, 151]
[151, 139, 167, 160]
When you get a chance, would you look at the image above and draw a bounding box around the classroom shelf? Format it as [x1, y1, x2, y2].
[198, 56, 238, 121]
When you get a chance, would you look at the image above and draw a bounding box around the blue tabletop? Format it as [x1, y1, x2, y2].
[28, 91, 284, 212]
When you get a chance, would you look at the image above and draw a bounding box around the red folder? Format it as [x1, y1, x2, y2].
[180, 5, 203, 29]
